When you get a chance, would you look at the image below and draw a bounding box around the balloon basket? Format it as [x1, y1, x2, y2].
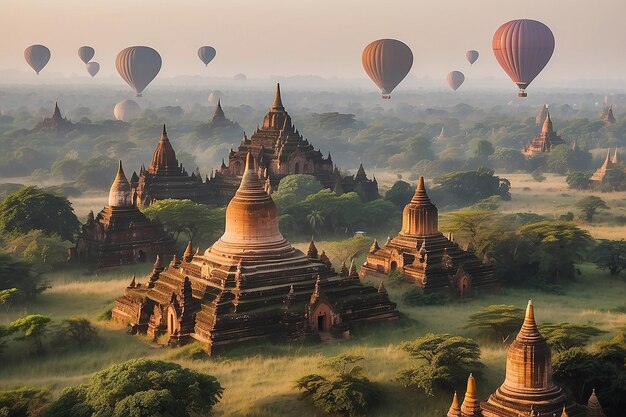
[518, 91, 527, 98]
[381, 95, 391, 100]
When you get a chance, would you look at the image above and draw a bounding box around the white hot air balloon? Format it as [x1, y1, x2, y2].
[113, 99, 141, 122]
[78, 46, 95, 64]
[115, 46, 162, 97]
[86, 62, 100, 77]
[24, 45, 51, 74]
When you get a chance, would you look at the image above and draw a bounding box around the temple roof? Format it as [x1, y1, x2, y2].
[271, 83, 285, 112]
[400, 176, 439, 236]
[460, 374, 481, 417]
[108, 160, 133, 207]
[149, 125, 179, 174]
[52, 102, 62, 119]
[541, 111, 554, 134]
[612, 148, 619, 165]
[447, 391, 461, 417]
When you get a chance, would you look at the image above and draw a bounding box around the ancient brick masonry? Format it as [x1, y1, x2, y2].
[447, 301, 603, 417]
[360, 176, 497, 294]
[522, 111, 567, 157]
[590, 148, 622, 182]
[113, 153, 398, 354]
[72, 161, 175, 268]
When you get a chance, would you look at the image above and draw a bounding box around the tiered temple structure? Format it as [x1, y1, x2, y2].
[536, 104, 548, 125]
[447, 300, 602, 417]
[132, 125, 214, 207]
[590, 148, 622, 182]
[34, 102, 75, 137]
[73, 161, 175, 268]
[522, 111, 566, 157]
[206, 83, 379, 202]
[113, 153, 397, 354]
[209, 99, 238, 128]
[360, 177, 497, 294]
[601, 106, 616, 125]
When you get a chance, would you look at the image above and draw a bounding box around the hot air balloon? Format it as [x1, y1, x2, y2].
[78, 46, 95, 64]
[446, 71, 465, 91]
[492, 19, 555, 97]
[114, 99, 141, 122]
[362, 39, 413, 99]
[466, 50, 479, 65]
[198, 46, 216, 66]
[115, 46, 162, 97]
[86, 62, 100, 77]
[24, 45, 51, 74]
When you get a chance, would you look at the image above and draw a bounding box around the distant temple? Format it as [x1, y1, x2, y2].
[446, 300, 602, 417]
[535, 104, 548, 125]
[206, 83, 379, 202]
[113, 154, 397, 353]
[601, 106, 616, 125]
[360, 177, 497, 294]
[132, 125, 214, 207]
[134, 85, 379, 206]
[209, 99, 238, 128]
[73, 161, 175, 268]
[522, 111, 567, 157]
[590, 148, 622, 182]
[34, 102, 75, 138]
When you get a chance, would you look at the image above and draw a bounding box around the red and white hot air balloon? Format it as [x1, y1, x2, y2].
[362, 39, 413, 99]
[492, 19, 555, 97]
[446, 71, 465, 91]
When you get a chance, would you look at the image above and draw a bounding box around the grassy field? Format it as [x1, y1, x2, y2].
[1, 261, 625, 417]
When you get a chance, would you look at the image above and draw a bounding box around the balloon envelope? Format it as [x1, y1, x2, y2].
[24, 45, 51, 74]
[362, 39, 413, 98]
[115, 46, 162, 97]
[446, 71, 465, 91]
[198, 46, 216, 66]
[466, 50, 479, 65]
[86, 62, 100, 77]
[492, 19, 555, 97]
[114, 99, 141, 122]
[78, 46, 95, 64]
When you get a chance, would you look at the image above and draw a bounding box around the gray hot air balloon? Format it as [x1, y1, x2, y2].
[78, 46, 95, 64]
[446, 71, 465, 91]
[115, 46, 162, 97]
[24, 44, 51, 74]
[86, 62, 100, 77]
[466, 50, 479, 65]
[198, 46, 216, 66]
[113, 99, 141, 122]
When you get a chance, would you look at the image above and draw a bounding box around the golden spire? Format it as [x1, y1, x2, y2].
[542, 111, 554, 134]
[149, 124, 178, 174]
[401, 176, 438, 236]
[108, 160, 132, 207]
[183, 241, 193, 263]
[561, 405, 569, 417]
[612, 148, 619, 165]
[586, 389, 606, 417]
[460, 374, 481, 417]
[446, 391, 462, 417]
[271, 83, 284, 111]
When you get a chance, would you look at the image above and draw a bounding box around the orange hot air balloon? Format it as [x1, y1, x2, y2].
[492, 19, 555, 97]
[466, 50, 479, 65]
[362, 39, 413, 99]
[446, 71, 465, 91]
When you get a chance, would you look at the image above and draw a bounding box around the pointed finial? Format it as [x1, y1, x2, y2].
[272, 83, 284, 110]
[525, 299, 535, 322]
[183, 241, 193, 262]
[417, 176, 425, 190]
[161, 124, 168, 140]
[129, 274, 136, 288]
[245, 152, 253, 172]
[447, 391, 461, 417]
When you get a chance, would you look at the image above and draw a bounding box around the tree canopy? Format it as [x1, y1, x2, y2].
[45, 359, 223, 417]
[464, 304, 524, 343]
[575, 196, 609, 222]
[0, 186, 80, 241]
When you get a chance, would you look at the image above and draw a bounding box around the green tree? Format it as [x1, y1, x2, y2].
[538, 323, 605, 352]
[45, 359, 223, 417]
[51, 158, 83, 181]
[431, 168, 511, 207]
[591, 240, 626, 276]
[272, 175, 323, 210]
[489, 148, 526, 172]
[397, 333, 483, 396]
[8, 315, 51, 354]
[0, 386, 50, 417]
[143, 199, 225, 246]
[296, 354, 379, 417]
[566, 171, 590, 190]
[52, 317, 98, 349]
[439, 209, 496, 251]
[474, 140, 495, 157]
[405, 134, 435, 162]
[75, 156, 118, 190]
[0, 187, 80, 241]
[0, 253, 49, 301]
[4, 230, 72, 272]
[576, 196, 609, 222]
[464, 305, 525, 343]
[306, 210, 325, 237]
[384, 180, 414, 209]
[0, 288, 19, 312]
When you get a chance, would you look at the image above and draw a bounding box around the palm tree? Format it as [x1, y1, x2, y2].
[306, 210, 325, 237]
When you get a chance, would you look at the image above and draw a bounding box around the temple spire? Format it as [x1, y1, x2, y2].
[446, 391, 461, 417]
[108, 160, 132, 207]
[612, 148, 619, 165]
[460, 373, 481, 417]
[53, 102, 62, 119]
[541, 111, 554, 134]
[586, 389, 606, 417]
[271, 83, 284, 111]
[183, 241, 193, 263]
[149, 124, 178, 174]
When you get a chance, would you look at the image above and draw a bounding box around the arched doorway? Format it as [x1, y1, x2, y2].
[168, 313, 175, 335]
[390, 261, 397, 271]
[294, 162, 300, 174]
[317, 313, 326, 331]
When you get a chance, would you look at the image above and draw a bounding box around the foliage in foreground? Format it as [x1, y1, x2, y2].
[538, 322, 605, 352]
[401, 287, 445, 306]
[397, 333, 483, 396]
[296, 354, 379, 417]
[45, 359, 223, 417]
[0, 386, 50, 417]
[0, 252, 49, 303]
[592, 240, 626, 276]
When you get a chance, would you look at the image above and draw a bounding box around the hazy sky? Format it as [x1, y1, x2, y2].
[2, 0, 626, 83]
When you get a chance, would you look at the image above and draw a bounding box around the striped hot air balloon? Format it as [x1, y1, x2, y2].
[24, 44, 51, 74]
[362, 39, 413, 99]
[115, 46, 162, 97]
